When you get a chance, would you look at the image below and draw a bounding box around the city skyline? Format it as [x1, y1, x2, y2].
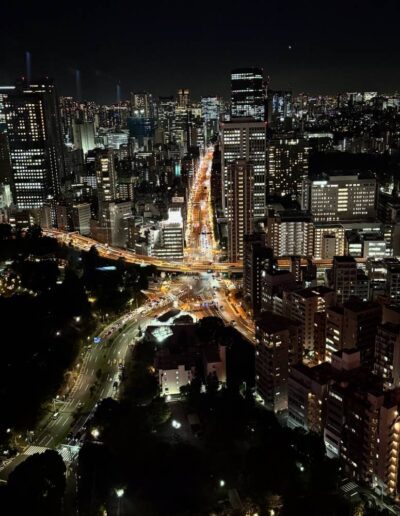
[1, 0, 400, 102]
[3, 3, 400, 514]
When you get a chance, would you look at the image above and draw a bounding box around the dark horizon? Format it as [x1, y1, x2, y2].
[1, 0, 399, 103]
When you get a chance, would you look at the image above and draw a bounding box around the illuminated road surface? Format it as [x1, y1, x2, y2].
[0, 281, 191, 479]
[44, 228, 362, 273]
[185, 149, 217, 262]
[1, 147, 368, 486]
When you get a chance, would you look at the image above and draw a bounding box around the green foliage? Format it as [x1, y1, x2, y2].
[7, 450, 66, 515]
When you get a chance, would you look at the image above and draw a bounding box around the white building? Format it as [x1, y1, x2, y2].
[158, 364, 194, 396]
[153, 208, 184, 261]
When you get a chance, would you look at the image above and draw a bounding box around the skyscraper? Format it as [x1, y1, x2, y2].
[231, 68, 265, 120]
[72, 120, 95, 155]
[4, 78, 65, 209]
[177, 88, 190, 109]
[156, 96, 176, 144]
[267, 90, 293, 129]
[0, 85, 15, 132]
[175, 89, 191, 154]
[267, 137, 310, 197]
[226, 160, 253, 262]
[201, 96, 220, 141]
[131, 91, 153, 118]
[96, 149, 118, 224]
[221, 119, 266, 218]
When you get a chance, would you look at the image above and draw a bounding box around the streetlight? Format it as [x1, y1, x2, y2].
[115, 488, 124, 516]
[219, 479, 225, 487]
[91, 428, 100, 439]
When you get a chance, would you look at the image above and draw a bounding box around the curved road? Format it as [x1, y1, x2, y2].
[0, 284, 188, 479]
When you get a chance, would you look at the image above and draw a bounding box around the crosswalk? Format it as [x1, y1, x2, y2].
[24, 445, 49, 456]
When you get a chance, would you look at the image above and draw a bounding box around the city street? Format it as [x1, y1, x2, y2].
[185, 148, 217, 262]
[0, 148, 254, 485]
[0, 280, 191, 480]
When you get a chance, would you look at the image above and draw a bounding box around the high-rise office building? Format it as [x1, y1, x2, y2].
[243, 232, 273, 315]
[59, 96, 79, 143]
[0, 133, 11, 183]
[156, 96, 176, 144]
[303, 173, 377, 222]
[231, 68, 265, 120]
[201, 96, 220, 123]
[177, 88, 190, 109]
[221, 119, 266, 218]
[131, 91, 153, 118]
[96, 149, 118, 222]
[0, 86, 15, 131]
[267, 137, 310, 197]
[0, 183, 12, 208]
[72, 121, 96, 155]
[267, 90, 293, 128]
[201, 96, 220, 141]
[107, 201, 132, 247]
[71, 203, 91, 235]
[4, 79, 65, 209]
[226, 160, 254, 262]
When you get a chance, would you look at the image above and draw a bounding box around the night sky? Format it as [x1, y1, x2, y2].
[1, 0, 399, 103]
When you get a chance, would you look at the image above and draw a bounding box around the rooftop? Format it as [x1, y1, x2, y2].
[293, 286, 335, 299]
[343, 297, 381, 313]
[256, 311, 300, 334]
[333, 255, 356, 263]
